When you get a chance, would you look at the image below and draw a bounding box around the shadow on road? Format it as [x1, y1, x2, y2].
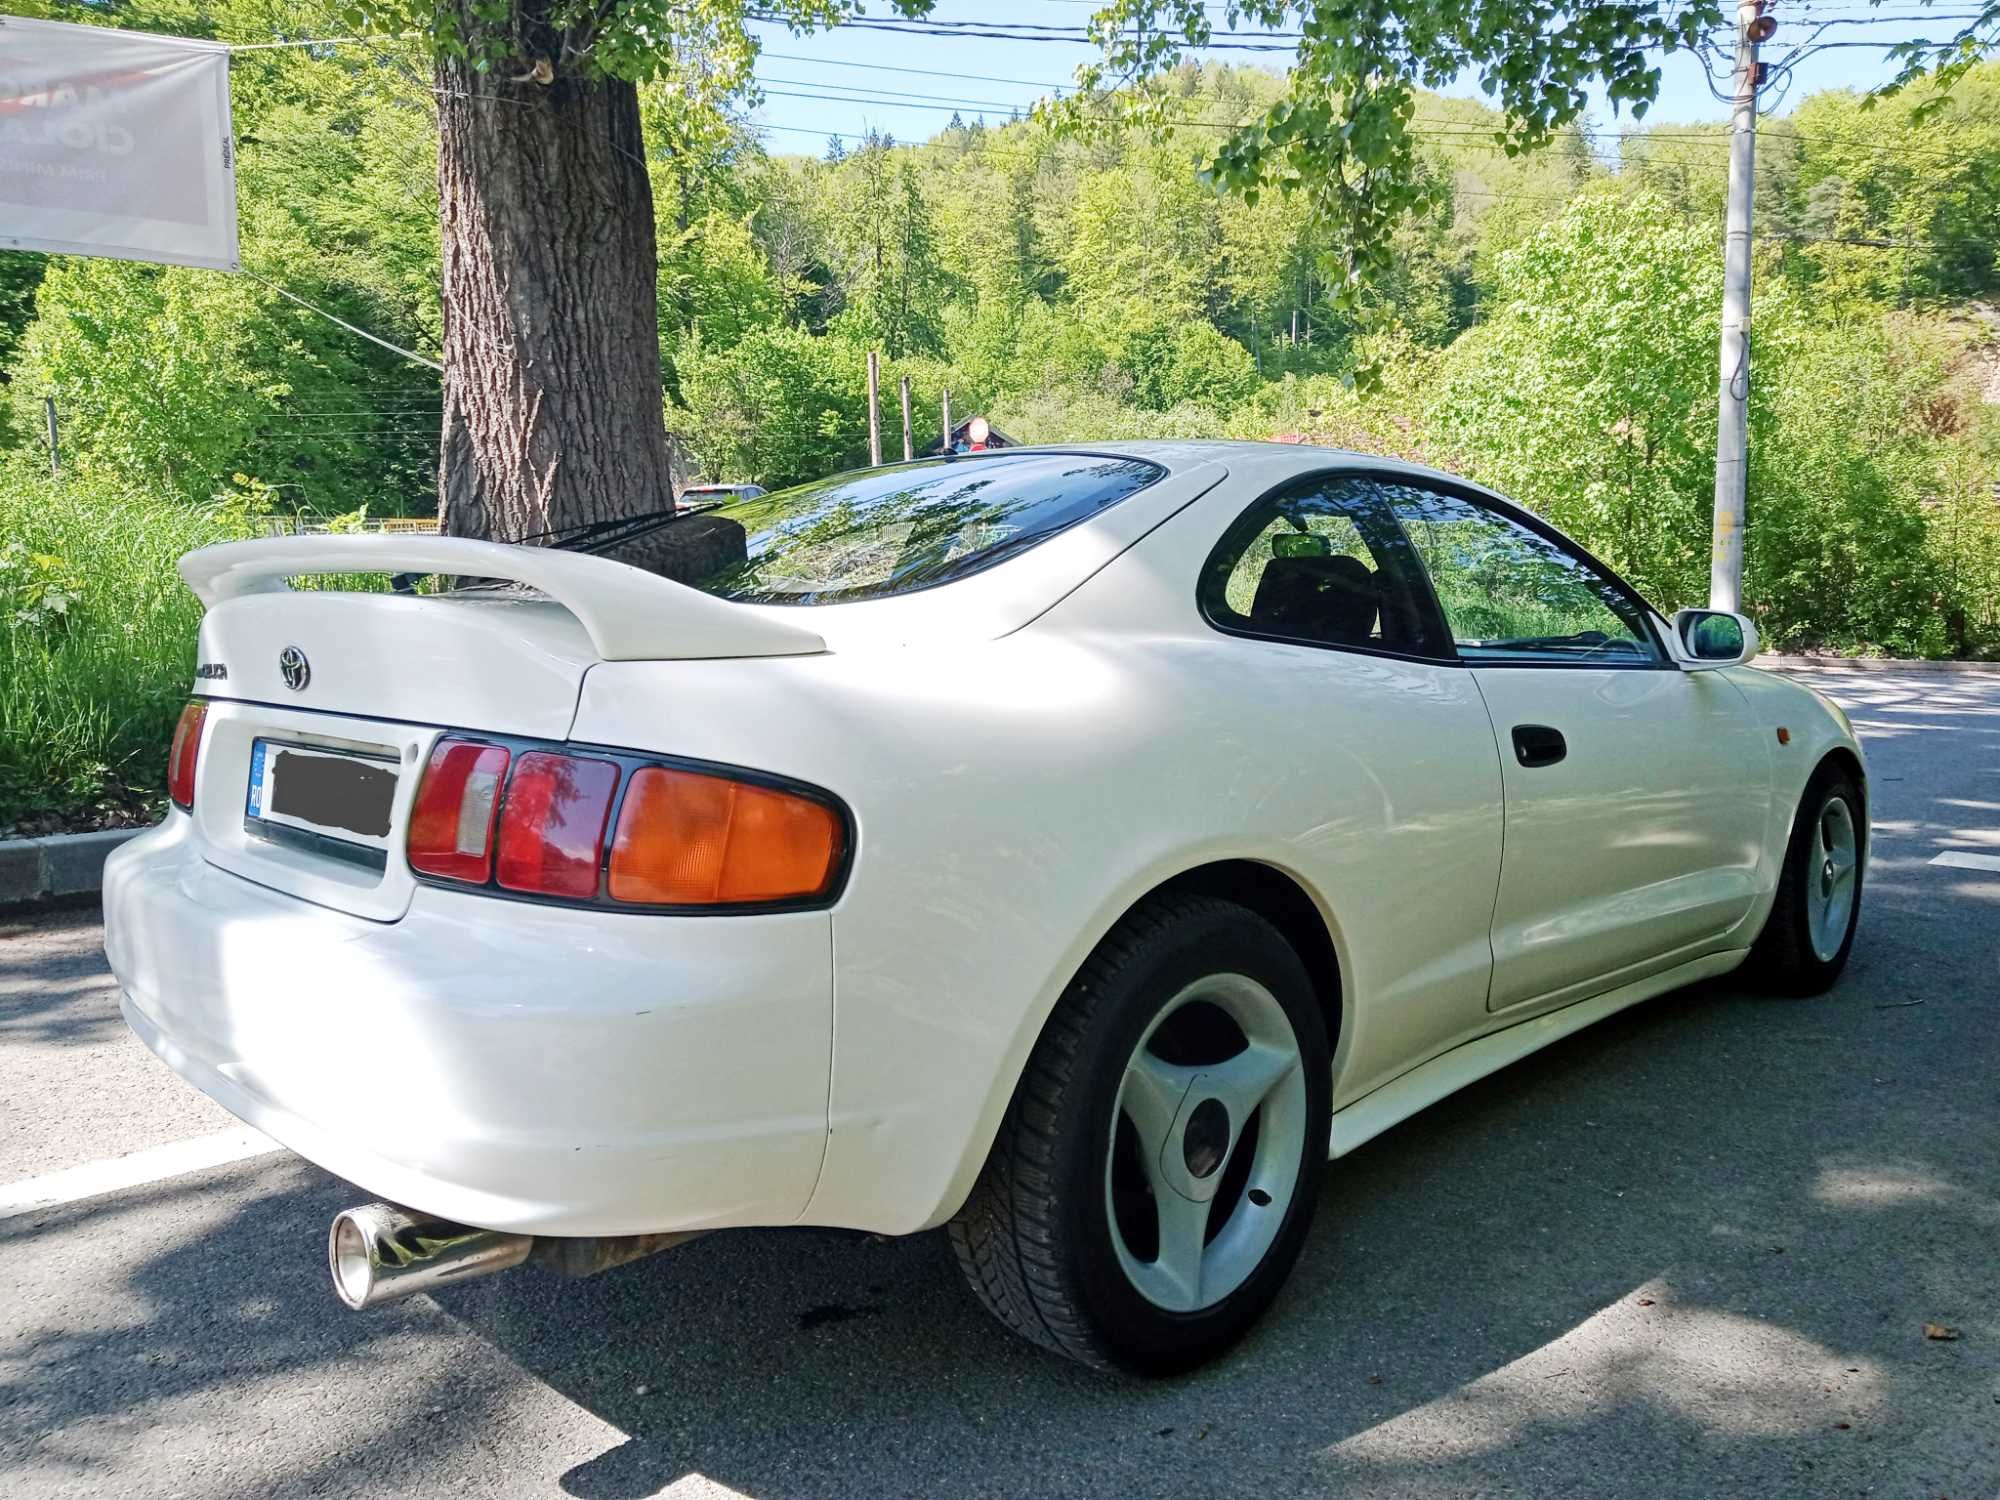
[10, 947, 1992, 1498]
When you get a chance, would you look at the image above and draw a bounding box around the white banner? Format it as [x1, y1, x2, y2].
[0, 16, 238, 271]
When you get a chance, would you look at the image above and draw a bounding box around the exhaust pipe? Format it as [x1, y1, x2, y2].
[329, 1203, 705, 1309]
[329, 1204, 533, 1310]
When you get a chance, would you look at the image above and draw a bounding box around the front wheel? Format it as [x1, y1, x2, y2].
[1751, 761, 1865, 996]
[948, 894, 1331, 1374]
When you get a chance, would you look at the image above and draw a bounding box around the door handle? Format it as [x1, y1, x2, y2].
[1511, 724, 1567, 769]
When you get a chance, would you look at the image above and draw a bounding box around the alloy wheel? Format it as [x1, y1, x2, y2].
[1104, 973, 1308, 1313]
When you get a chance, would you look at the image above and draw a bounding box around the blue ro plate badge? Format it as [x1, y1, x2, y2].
[245, 737, 399, 871]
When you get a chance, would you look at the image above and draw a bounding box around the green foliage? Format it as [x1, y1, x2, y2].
[0, 466, 240, 831]
[1426, 193, 1986, 650]
[1782, 71, 2000, 309]
[0, 252, 47, 441]
[815, 136, 953, 359]
[1063, 0, 1722, 358]
[1124, 318, 1261, 412]
[668, 324, 867, 488]
[1428, 193, 1721, 605]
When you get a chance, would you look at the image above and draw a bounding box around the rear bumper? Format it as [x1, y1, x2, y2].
[104, 816, 834, 1236]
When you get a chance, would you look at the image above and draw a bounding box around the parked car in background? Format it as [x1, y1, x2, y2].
[677, 482, 766, 510]
[105, 443, 1865, 1375]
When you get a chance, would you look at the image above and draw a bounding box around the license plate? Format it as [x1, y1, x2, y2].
[245, 739, 398, 871]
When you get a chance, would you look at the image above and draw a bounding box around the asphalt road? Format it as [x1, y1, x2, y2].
[3, 667, 1996, 1499]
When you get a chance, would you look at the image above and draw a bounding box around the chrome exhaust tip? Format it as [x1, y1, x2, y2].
[328, 1203, 534, 1310]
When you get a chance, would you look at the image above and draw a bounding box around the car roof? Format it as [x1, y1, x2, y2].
[943, 440, 1501, 502]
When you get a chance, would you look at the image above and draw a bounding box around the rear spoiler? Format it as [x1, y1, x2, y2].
[178, 536, 826, 662]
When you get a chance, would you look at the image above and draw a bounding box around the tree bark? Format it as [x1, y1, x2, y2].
[435, 6, 674, 541]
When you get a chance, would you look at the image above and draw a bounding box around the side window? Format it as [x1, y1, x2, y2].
[1378, 482, 1663, 666]
[1200, 477, 1450, 659]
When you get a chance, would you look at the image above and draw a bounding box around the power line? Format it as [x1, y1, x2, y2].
[759, 49, 1075, 90]
[242, 270, 443, 373]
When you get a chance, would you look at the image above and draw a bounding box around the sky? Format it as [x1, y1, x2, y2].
[742, 0, 1978, 153]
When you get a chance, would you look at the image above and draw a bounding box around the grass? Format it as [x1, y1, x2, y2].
[0, 467, 237, 835]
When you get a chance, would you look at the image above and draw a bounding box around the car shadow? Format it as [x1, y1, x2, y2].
[444, 957, 1992, 1499]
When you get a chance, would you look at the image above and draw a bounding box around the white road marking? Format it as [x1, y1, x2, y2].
[0, 1126, 281, 1223]
[1931, 851, 2000, 873]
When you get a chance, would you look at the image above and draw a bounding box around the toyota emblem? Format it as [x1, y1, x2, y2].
[279, 646, 311, 692]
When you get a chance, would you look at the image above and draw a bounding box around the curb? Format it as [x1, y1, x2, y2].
[1762, 655, 2000, 675]
[0, 827, 147, 909]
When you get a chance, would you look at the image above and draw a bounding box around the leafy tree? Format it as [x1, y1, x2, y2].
[669, 323, 866, 487]
[6, 25, 444, 512]
[1067, 0, 1723, 363]
[659, 211, 787, 379]
[817, 135, 951, 358]
[1782, 71, 2000, 308]
[1059, 144, 1222, 328]
[1124, 319, 1260, 412]
[1428, 192, 1720, 604]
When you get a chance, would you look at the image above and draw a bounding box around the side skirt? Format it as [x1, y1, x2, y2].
[1327, 949, 1750, 1160]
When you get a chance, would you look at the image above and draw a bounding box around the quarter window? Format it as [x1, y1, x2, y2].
[1201, 478, 1449, 658]
[1378, 483, 1663, 666]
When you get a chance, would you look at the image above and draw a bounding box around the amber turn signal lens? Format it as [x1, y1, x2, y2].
[609, 767, 843, 906]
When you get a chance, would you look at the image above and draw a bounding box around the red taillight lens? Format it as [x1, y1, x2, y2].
[495, 751, 619, 899]
[168, 702, 207, 811]
[407, 739, 511, 882]
[608, 766, 844, 906]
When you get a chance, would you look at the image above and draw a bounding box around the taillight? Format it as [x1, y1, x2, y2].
[407, 739, 511, 882]
[495, 751, 619, 898]
[609, 766, 844, 906]
[168, 702, 207, 811]
[404, 734, 849, 910]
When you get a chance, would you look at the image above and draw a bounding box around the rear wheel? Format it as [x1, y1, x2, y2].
[1751, 761, 1865, 995]
[948, 894, 1330, 1374]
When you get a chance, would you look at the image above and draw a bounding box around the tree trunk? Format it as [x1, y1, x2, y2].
[435, 8, 674, 542]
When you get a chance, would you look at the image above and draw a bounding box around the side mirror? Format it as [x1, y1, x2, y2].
[1671, 608, 1760, 668]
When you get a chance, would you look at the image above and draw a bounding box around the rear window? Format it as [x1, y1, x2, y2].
[684, 454, 1165, 605]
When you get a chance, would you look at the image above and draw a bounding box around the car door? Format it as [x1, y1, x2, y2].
[1377, 479, 1772, 1013]
[1194, 472, 1507, 1101]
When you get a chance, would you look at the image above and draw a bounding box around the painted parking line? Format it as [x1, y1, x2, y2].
[1931, 851, 2000, 873]
[0, 1125, 281, 1223]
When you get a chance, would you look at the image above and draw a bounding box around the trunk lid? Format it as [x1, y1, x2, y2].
[177, 535, 826, 920]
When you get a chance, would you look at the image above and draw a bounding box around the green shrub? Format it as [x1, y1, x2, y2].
[0, 468, 236, 831]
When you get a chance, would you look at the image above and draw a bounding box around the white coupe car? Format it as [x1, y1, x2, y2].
[104, 443, 1866, 1374]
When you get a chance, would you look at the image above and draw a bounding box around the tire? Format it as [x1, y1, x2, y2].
[947, 893, 1331, 1375]
[1750, 760, 1865, 996]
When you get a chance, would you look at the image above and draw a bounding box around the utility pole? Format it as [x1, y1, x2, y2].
[44, 396, 59, 478]
[866, 350, 882, 466]
[1708, 0, 1775, 612]
[941, 388, 953, 453]
[899, 376, 914, 462]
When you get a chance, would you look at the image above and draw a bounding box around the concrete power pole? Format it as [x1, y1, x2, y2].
[866, 351, 882, 466]
[941, 388, 953, 452]
[1708, 0, 1775, 612]
[899, 376, 914, 462]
